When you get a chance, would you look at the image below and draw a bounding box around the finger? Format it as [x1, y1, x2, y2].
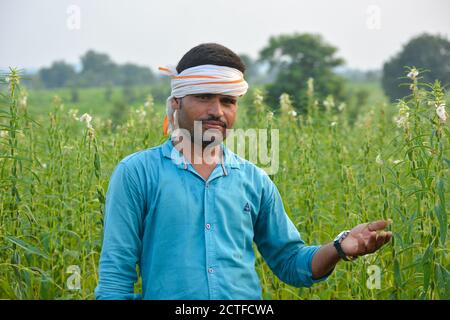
[375, 233, 386, 249]
[383, 231, 393, 245]
[367, 220, 390, 232]
[366, 231, 378, 253]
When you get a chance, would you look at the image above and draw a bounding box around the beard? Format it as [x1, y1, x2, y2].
[190, 127, 224, 149]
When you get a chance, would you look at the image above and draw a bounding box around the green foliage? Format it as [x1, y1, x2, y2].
[382, 33, 450, 101]
[239, 53, 261, 84]
[36, 50, 157, 89]
[110, 100, 127, 126]
[259, 33, 346, 111]
[38, 61, 77, 88]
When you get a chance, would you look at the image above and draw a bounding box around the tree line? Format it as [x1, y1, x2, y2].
[33, 33, 450, 107]
[37, 50, 157, 89]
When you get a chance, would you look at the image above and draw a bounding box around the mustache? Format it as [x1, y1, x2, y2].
[199, 118, 227, 128]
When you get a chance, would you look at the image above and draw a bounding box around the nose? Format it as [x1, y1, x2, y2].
[207, 96, 224, 118]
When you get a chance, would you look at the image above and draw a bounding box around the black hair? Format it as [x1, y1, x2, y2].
[176, 43, 246, 74]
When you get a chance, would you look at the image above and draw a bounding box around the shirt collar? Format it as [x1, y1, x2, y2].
[161, 138, 241, 170]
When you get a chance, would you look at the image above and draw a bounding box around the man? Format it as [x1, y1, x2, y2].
[94, 43, 392, 300]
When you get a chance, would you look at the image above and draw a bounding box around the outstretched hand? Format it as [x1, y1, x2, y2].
[341, 219, 393, 258]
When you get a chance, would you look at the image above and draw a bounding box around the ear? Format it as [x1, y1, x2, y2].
[171, 97, 180, 110]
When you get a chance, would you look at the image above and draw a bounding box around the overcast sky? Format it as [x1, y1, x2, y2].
[1, 0, 449, 72]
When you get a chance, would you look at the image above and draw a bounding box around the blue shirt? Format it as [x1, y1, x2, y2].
[94, 138, 331, 300]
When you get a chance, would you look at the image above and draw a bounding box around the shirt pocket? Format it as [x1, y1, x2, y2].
[213, 184, 255, 260]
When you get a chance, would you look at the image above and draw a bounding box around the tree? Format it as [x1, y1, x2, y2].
[38, 61, 76, 88]
[382, 33, 450, 101]
[259, 33, 345, 111]
[118, 63, 155, 86]
[78, 50, 156, 87]
[239, 54, 259, 84]
[79, 50, 118, 87]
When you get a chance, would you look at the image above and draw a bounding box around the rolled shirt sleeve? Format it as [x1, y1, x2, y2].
[94, 162, 144, 300]
[253, 173, 333, 288]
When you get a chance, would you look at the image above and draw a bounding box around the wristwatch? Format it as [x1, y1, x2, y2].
[333, 230, 356, 262]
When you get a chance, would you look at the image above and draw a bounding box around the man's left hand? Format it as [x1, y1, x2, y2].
[341, 220, 393, 258]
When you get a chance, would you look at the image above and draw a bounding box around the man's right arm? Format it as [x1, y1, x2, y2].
[94, 162, 144, 300]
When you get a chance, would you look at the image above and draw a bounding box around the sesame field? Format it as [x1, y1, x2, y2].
[0, 69, 448, 300]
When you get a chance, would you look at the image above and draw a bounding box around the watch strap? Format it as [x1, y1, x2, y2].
[334, 231, 355, 262]
[334, 238, 351, 261]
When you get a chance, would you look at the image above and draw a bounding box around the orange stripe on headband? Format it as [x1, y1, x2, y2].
[159, 67, 171, 73]
[172, 75, 219, 80]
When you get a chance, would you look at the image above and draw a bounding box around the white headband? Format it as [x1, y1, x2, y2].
[159, 64, 249, 134]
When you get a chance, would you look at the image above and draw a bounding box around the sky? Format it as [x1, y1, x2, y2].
[1, 0, 449, 73]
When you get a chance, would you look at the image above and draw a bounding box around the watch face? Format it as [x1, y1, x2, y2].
[334, 232, 344, 242]
[334, 231, 347, 242]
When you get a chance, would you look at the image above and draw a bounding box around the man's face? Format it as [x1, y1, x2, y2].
[172, 93, 238, 146]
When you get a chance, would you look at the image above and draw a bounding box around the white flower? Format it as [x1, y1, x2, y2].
[135, 108, 147, 119]
[279, 93, 294, 114]
[0, 130, 8, 138]
[395, 101, 410, 129]
[407, 68, 419, 79]
[69, 109, 79, 121]
[4, 75, 19, 89]
[323, 96, 335, 110]
[288, 110, 297, 117]
[19, 95, 27, 108]
[254, 92, 264, 105]
[337, 103, 346, 112]
[267, 111, 274, 121]
[330, 121, 337, 127]
[392, 159, 402, 165]
[79, 113, 93, 128]
[436, 103, 447, 123]
[42, 163, 47, 169]
[79, 113, 92, 123]
[375, 154, 384, 165]
[395, 115, 409, 128]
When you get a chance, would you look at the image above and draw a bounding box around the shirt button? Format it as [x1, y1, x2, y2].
[208, 267, 214, 273]
[205, 223, 211, 230]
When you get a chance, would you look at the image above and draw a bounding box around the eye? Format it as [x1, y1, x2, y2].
[195, 94, 211, 100]
[222, 97, 237, 105]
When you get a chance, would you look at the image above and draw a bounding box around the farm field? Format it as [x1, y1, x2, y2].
[0, 69, 448, 300]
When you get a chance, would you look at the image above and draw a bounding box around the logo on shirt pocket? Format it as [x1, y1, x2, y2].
[243, 202, 251, 213]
